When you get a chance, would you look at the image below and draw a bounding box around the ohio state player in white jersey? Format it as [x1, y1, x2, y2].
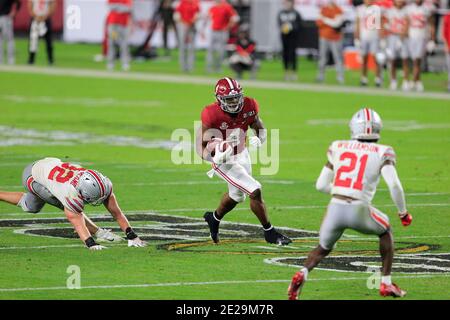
[0, 157, 147, 250]
[288, 108, 413, 300]
[405, 0, 436, 91]
[385, 0, 410, 91]
[354, 0, 383, 87]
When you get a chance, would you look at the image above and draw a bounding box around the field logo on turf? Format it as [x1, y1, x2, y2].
[66, 265, 81, 289]
[170, 121, 280, 175]
[3, 213, 450, 274]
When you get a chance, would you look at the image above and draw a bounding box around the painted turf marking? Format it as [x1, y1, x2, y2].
[0, 125, 189, 150]
[1, 274, 450, 292]
[1, 95, 163, 108]
[0, 202, 449, 217]
[1, 65, 449, 101]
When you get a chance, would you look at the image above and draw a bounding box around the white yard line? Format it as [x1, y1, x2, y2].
[0, 202, 448, 217]
[0, 95, 163, 108]
[1, 274, 449, 292]
[1, 65, 449, 101]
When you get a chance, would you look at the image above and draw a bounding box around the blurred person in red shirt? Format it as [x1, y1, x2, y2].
[106, 0, 132, 71]
[229, 24, 258, 79]
[205, 0, 239, 73]
[174, 0, 200, 72]
[316, 0, 345, 84]
[443, 7, 450, 92]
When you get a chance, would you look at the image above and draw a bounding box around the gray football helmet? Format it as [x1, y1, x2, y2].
[76, 170, 113, 206]
[349, 108, 383, 141]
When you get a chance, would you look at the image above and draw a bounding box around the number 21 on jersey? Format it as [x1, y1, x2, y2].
[334, 152, 368, 191]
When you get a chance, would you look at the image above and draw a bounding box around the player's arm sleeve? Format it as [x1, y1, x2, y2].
[316, 165, 334, 194]
[381, 164, 407, 214]
[64, 196, 84, 214]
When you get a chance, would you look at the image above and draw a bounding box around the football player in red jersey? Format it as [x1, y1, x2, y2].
[197, 77, 292, 245]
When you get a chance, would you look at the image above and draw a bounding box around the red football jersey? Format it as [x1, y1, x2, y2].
[201, 97, 259, 154]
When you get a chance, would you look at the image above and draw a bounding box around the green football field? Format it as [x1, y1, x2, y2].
[0, 42, 449, 300]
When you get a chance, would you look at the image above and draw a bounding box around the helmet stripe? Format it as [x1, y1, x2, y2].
[364, 108, 371, 121]
[364, 108, 372, 134]
[87, 170, 105, 198]
[224, 77, 234, 90]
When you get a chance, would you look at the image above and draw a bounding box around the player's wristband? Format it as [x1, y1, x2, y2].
[85, 236, 98, 248]
[125, 227, 138, 240]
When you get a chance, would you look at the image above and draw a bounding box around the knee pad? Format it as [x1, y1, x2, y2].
[17, 194, 43, 214]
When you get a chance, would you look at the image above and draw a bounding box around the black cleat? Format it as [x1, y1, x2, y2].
[204, 211, 220, 244]
[264, 228, 292, 245]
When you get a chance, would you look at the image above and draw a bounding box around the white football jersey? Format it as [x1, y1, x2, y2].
[406, 3, 431, 39]
[32, 157, 86, 213]
[386, 7, 408, 35]
[327, 140, 396, 204]
[357, 4, 381, 40]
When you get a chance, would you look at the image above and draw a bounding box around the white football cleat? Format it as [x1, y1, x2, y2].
[414, 81, 424, 92]
[95, 228, 123, 242]
[401, 80, 410, 91]
[389, 80, 398, 91]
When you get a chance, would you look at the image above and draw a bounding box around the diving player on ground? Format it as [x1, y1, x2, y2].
[197, 77, 291, 245]
[287, 108, 412, 299]
[0, 157, 147, 250]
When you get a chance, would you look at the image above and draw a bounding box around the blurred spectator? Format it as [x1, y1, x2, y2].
[316, 0, 345, 84]
[405, 0, 435, 91]
[160, 0, 177, 57]
[384, 0, 409, 91]
[174, 0, 200, 73]
[106, 0, 132, 71]
[27, 0, 56, 65]
[229, 25, 258, 79]
[205, 0, 239, 73]
[0, 0, 20, 65]
[443, 7, 450, 92]
[278, 0, 302, 81]
[354, 0, 382, 87]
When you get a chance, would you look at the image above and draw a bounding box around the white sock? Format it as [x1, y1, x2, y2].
[382, 275, 392, 285]
[301, 267, 309, 281]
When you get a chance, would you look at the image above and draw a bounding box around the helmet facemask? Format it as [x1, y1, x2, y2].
[217, 92, 244, 114]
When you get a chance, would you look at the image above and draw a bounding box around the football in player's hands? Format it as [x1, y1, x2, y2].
[212, 143, 232, 164]
[206, 138, 223, 155]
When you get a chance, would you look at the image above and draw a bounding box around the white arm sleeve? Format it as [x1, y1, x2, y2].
[381, 165, 407, 213]
[316, 166, 334, 194]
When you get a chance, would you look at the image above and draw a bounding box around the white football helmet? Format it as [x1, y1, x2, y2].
[349, 108, 383, 141]
[76, 170, 113, 206]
